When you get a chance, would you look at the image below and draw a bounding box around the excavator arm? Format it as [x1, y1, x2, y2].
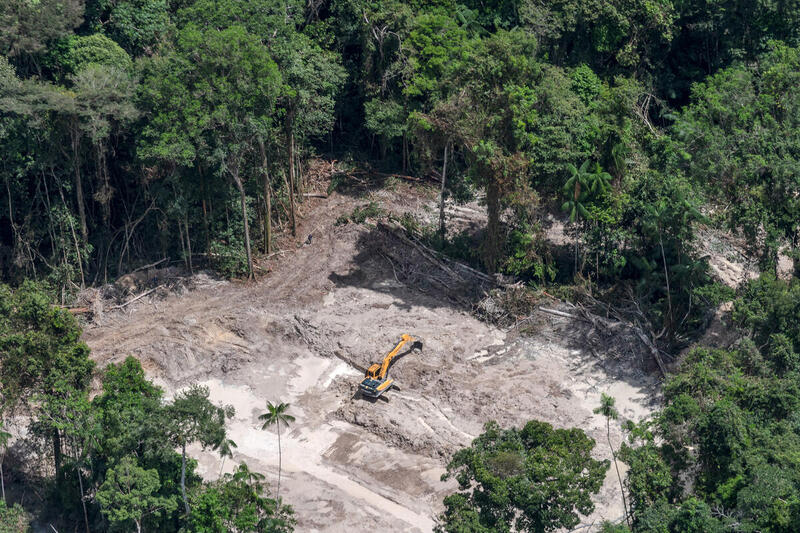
[378, 333, 414, 379]
[366, 334, 415, 379]
[360, 334, 421, 398]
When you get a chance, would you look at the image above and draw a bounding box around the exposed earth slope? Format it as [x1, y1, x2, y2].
[83, 186, 659, 532]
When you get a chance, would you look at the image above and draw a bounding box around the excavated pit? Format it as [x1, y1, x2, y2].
[82, 187, 660, 532]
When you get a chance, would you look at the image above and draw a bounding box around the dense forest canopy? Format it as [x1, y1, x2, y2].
[2, 0, 799, 290]
[2, 0, 800, 531]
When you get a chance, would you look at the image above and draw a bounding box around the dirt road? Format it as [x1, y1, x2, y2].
[83, 188, 659, 532]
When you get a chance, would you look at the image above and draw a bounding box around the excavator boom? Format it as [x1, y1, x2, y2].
[378, 334, 412, 378]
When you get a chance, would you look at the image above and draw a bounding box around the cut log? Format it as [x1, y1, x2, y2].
[537, 307, 580, 320]
[59, 306, 91, 314]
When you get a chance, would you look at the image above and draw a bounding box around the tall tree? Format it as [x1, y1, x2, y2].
[0, 0, 84, 72]
[594, 393, 630, 528]
[140, 23, 281, 277]
[167, 384, 233, 517]
[563, 160, 591, 275]
[0, 282, 94, 475]
[259, 401, 295, 502]
[187, 462, 295, 533]
[273, 33, 345, 235]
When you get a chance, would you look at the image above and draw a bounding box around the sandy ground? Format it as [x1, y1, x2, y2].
[82, 187, 660, 532]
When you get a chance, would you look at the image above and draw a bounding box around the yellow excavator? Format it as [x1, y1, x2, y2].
[359, 334, 422, 398]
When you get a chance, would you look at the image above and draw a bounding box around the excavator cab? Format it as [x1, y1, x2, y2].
[365, 363, 382, 379]
[359, 334, 421, 398]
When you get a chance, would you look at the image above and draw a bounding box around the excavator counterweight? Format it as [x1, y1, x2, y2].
[359, 334, 421, 398]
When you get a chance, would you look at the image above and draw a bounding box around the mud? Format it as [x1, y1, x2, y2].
[83, 185, 660, 532]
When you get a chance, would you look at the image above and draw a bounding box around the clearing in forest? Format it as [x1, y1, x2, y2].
[82, 185, 660, 532]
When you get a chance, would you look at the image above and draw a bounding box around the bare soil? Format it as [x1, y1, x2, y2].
[82, 184, 660, 532]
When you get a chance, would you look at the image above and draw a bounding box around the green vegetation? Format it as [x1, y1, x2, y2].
[3, 0, 800, 530]
[0, 282, 292, 531]
[259, 402, 295, 502]
[436, 420, 609, 532]
[335, 202, 385, 225]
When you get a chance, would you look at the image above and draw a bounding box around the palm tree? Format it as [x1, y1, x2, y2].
[562, 160, 591, 274]
[586, 163, 612, 280]
[0, 421, 10, 502]
[594, 393, 630, 528]
[218, 437, 238, 478]
[259, 401, 295, 501]
[588, 162, 612, 196]
[232, 462, 266, 486]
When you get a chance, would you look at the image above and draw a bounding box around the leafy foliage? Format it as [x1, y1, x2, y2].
[188, 464, 294, 532]
[97, 455, 177, 531]
[0, 283, 265, 532]
[4, 0, 800, 529]
[612, 276, 800, 532]
[0, 500, 30, 533]
[437, 420, 609, 532]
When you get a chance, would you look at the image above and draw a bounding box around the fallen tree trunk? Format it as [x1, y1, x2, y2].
[58, 306, 91, 314]
[110, 285, 164, 310]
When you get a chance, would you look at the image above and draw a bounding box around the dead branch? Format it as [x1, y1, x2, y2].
[130, 257, 167, 274]
[378, 222, 465, 282]
[379, 252, 401, 283]
[631, 322, 668, 377]
[110, 285, 165, 310]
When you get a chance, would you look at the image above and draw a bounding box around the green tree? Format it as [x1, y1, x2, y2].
[218, 437, 238, 478]
[84, 0, 169, 55]
[432, 30, 541, 273]
[673, 42, 800, 273]
[139, 22, 281, 277]
[0, 282, 94, 475]
[168, 385, 234, 517]
[0, 422, 9, 502]
[97, 455, 178, 533]
[617, 422, 672, 524]
[0, 0, 83, 69]
[562, 160, 591, 275]
[71, 63, 138, 252]
[622, 172, 708, 341]
[61, 33, 133, 75]
[0, 500, 30, 533]
[188, 463, 295, 533]
[437, 420, 609, 532]
[258, 402, 295, 502]
[273, 33, 345, 236]
[594, 394, 630, 528]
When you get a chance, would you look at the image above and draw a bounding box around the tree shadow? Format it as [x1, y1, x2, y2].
[510, 307, 664, 409]
[328, 223, 494, 313]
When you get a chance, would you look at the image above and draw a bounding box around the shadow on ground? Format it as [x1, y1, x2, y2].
[329, 223, 494, 313]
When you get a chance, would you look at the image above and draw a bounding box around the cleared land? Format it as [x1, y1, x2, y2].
[82, 185, 660, 532]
